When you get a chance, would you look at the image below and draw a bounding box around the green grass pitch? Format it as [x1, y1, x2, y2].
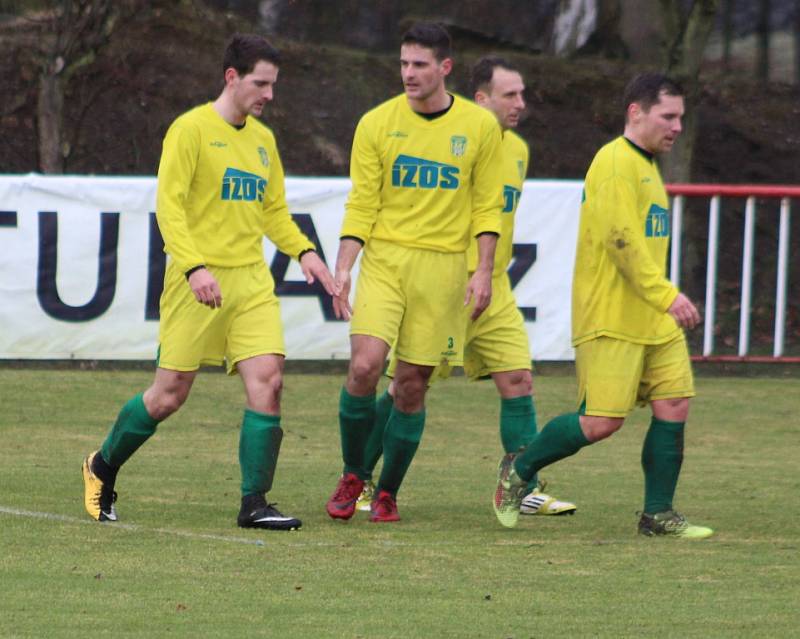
[1, 368, 798, 638]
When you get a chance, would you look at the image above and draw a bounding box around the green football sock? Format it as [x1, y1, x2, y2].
[641, 417, 685, 514]
[377, 407, 425, 496]
[100, 393, 160, 468]
[513, 412, 590, 483]
[339, 387, 376, 479]
[500, 395, 539, 492]
[239, 409, 283, 497]
[363, 389, 393, 479]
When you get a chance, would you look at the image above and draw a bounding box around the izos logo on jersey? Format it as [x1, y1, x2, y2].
[503, 185, 521, 213]
[645, 203, 670, 237]
[221, 168, 267, 202]
[391, 154, 460, 190]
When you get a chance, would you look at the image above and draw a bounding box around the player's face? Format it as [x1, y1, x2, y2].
[400, 44, 451, 102]
[230, 60, 279, 118]
[636, 93, 684, 154]
[477, 68, 525, 130]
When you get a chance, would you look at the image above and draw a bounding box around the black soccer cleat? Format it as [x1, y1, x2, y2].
[237, 494, 301, 531]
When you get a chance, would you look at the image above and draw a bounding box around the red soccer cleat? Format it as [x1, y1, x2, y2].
[369, 489, 400, 523]
[326, 472, 364, 520]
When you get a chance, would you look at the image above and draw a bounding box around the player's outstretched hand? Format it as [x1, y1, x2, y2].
[465, 269, 492, 320]
[668, 292, 701, 329]
[332, 269, 352, 321]
[188, 267, 223, 308]
[300, 250, 337, 296]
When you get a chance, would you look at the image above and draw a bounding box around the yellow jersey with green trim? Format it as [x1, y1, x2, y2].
[156, 103, 313, 272]
[467, 129, 528, 276]
[572, 136, 680, 346]
[342, 93, 504, 253]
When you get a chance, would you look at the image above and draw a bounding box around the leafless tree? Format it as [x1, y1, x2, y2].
[658, 0, 720, 183]
[756, 0, 771, 82]
[722, 0, 734, 71]
[795, 0, 800, 85]
[21, 0, 144, 173]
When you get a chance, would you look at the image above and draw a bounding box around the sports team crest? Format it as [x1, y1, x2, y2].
[258, 146, 270, 168]
[450, 135, 467, 157]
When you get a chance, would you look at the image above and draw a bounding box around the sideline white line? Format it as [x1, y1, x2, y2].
[0, 505, 267, 547]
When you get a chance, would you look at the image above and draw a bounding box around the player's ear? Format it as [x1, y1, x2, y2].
[474, 90, 489, 107]
[223, 66, 240, 87]
[440, 57, 453, 77]
[626, 101, 641, 124]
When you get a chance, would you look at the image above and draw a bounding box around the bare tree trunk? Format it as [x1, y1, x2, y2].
[37, 67, 64, 174]
[722, 0, 734, 71]
[658, 0, 719, 183]
[756, 0, 771, 82]
[658, 0, 719, 299]
[794, 0, 800, 84]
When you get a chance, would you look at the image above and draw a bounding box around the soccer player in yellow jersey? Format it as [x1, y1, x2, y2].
[494, 73, 713, 538]
[356, 57, 576, 517]
[81, 34, 335, 531]
[325, 23, 504, 523]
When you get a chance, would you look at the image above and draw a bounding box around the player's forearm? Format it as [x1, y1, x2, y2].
[474, 232, 498, 274]
[604, 236, 678, 312]
[335, 238, 363, 275]
[263, 202, 315, 259]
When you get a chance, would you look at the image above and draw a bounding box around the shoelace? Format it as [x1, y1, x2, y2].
[662, 511, 688, 532]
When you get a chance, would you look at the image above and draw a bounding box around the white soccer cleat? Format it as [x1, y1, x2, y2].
[519, 489, 576, 516]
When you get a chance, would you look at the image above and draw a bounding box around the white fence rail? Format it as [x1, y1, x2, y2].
[667, 184, 799, 362]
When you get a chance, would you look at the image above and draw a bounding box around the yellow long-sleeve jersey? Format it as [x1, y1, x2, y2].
[156, 103, 313, 272]
[341, 93, 504, 253]
[467, 129, 528, 276]
[572, 136, 680, 346]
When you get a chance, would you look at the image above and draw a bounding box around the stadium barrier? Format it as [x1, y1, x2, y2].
[667, 184, 799, 363]
[1, 175, 796, 362]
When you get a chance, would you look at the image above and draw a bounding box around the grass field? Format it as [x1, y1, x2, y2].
[1, 368, 798, 638]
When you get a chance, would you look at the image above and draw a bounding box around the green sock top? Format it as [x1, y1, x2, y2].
[500, 395, 535, 416]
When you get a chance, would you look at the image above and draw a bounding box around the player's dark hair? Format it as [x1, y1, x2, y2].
[623, 72, 683, 113]
[223, 33, 281, 78]
[401, 22, 452, 62]
[470, 55, 520, 95]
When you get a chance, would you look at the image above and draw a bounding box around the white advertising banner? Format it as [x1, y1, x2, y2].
[0, 175, 581, 361]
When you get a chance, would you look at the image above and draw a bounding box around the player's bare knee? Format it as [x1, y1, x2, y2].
[145, 387, 188, 420]
[393, 371, 429, 412]
[494, 369, 532, 398]
[652, 396, 690, 421]
[394, 385, 425, 413]
[347, 356, 382, 392]
[509, 369, 532, 396]
[259, 372, 284, 402]
[580, 415, 624, 442]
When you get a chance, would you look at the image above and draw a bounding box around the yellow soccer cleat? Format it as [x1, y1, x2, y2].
[493, 453, 527, 528]
[82, 451, 118, 522]
[356, 479, 375, 512]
